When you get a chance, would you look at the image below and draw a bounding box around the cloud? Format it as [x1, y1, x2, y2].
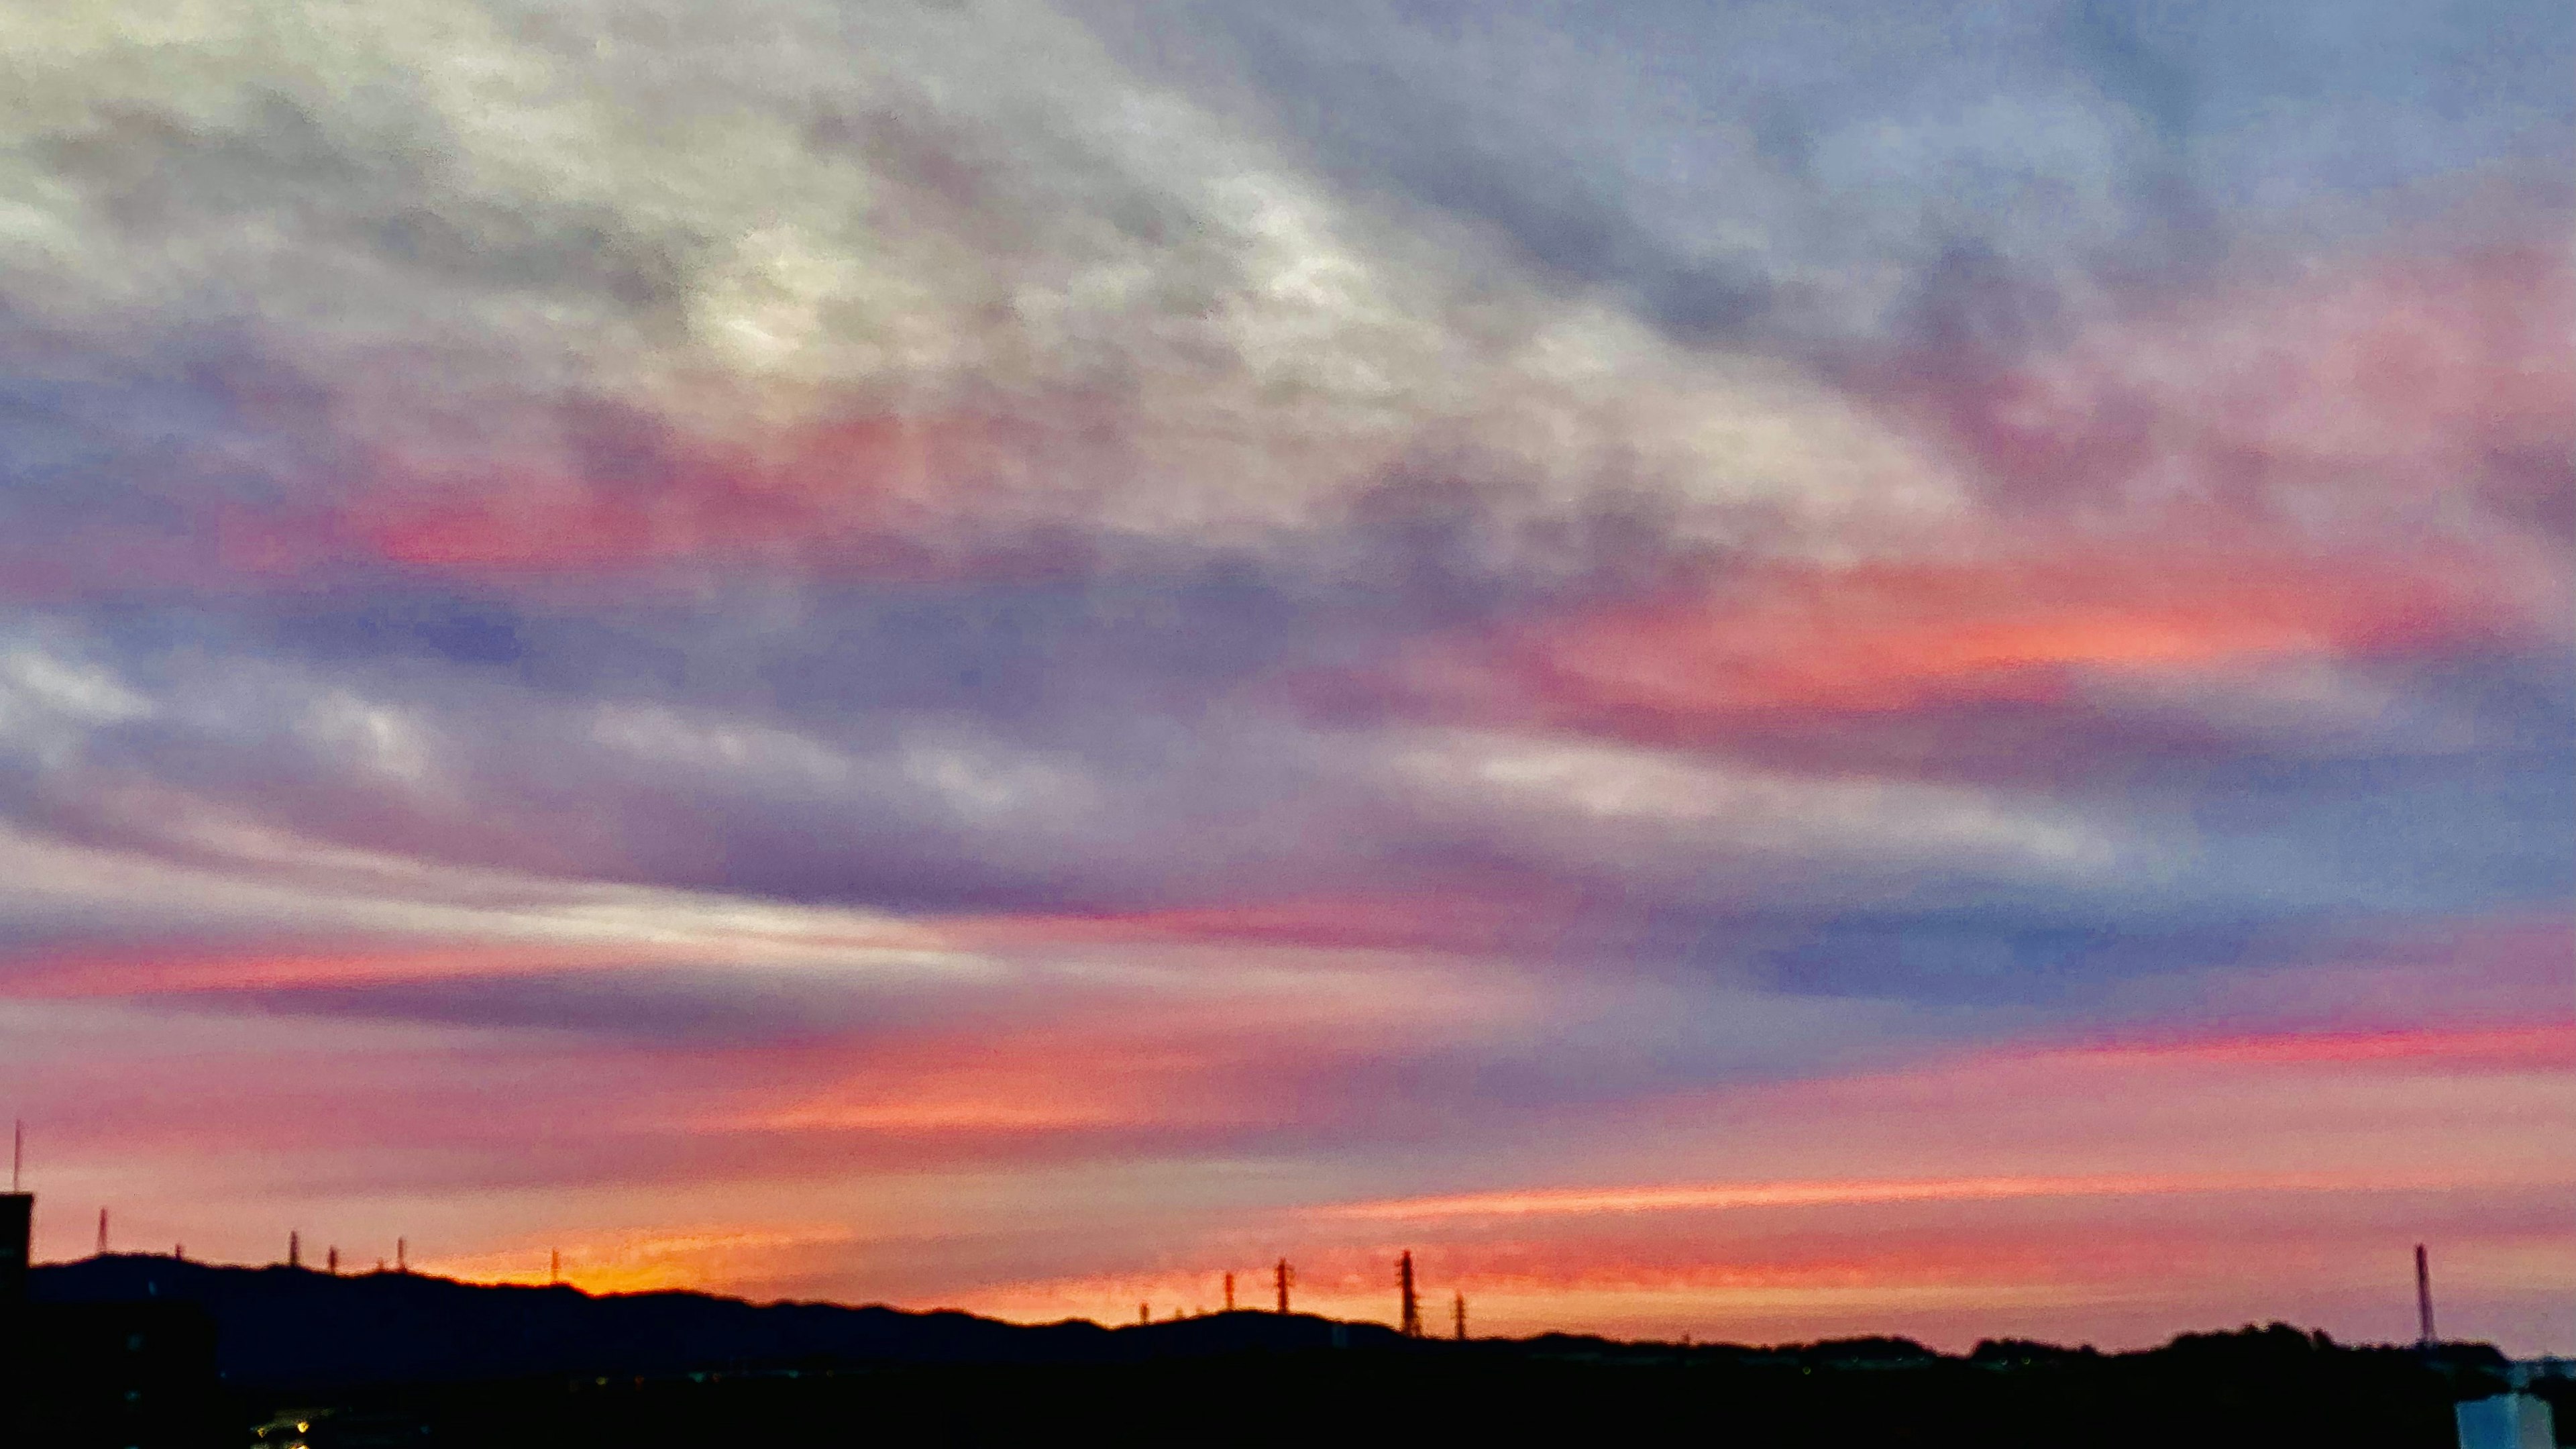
[0, 0, 2567, 1350]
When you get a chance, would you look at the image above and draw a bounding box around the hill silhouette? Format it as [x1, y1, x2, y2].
[32, 1255, 1400, 1390]
[27, 1259, 2533, 1447]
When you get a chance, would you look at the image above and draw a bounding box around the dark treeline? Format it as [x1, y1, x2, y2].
[264, 1327, 2528, 1448]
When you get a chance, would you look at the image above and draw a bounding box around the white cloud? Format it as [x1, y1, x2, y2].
[0, 0, 1968, 564]
[1389, 728, 2129, 887]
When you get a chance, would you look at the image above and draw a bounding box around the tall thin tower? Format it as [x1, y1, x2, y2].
[1224, 1272, 1235, 1312]
[95, 1207, 107, 1255]
[1397, 1250, 1421, 1338]
[1453, 1291, 1467, 1341]
[2414, 1243, 2436, 1346]
[1275, 1258, 1293, 1314]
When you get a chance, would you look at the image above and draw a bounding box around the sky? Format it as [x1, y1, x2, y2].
[0, 0, 2569, 1352]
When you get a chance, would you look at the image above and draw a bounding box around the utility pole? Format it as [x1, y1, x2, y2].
[2415, 1244, 2436, 1346]
[1275, 1258, 1293, 1313]
[95, 1207, 107, 1255]
[1224, 1272, 1235, 1312]
[1453, 1291, 1467, 1341]
[1397, 1250, 1421, 1337]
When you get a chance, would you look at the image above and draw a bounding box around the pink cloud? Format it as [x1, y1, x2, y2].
[1354, 546, 2534, 754]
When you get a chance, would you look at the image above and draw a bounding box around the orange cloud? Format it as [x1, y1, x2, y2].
[1309, 1166, 2500, 1224]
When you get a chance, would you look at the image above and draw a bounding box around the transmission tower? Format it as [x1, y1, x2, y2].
[2415, 1244, 2436, 1346]
[95, 1207, 107, 1255]
[1397, 1250, 1421, 1337]
[1275, 1258, 1293, 1313]
[1453, 1291, 1467, 1341]
[1224, 1271, 1235, 1311]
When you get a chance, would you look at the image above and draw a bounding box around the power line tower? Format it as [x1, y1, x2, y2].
[1397, 1250, 1421, 1338]
[95, 1207, 107, 1255]
[1224, 1272, 1235, 1312]
[288, 1231, 301, 1269]
[2414, 1243, 2436, 1346]
[1453, 1291, 1467, 1341]
[1275, 1258, 1293, 1314]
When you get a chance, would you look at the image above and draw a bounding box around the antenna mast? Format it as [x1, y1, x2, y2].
[1275, 1258, 1293, 1313]
[2414, 1244, 2436, 1346]
[95, 1207, 107, 1255]
[1454, 1291, 1467, 1341]
[1397, 1250, 1421, 1337]
[1224, 1271, 1235, 1312]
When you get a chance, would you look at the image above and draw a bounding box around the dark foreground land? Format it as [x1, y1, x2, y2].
[261, 1335, 2548, 1449]
[19, 1256, 2556, 1447]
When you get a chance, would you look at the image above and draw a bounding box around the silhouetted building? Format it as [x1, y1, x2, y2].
[3, 1193, 222, 1448]
[1, 1192, 28, 1304]
[2456, 1392, 2555, 1449]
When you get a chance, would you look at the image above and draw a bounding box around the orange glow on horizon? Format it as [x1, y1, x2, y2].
[1307, 1164, 2557, 1224]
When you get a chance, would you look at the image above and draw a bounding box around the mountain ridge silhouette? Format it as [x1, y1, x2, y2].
[32, 1254, 1403, 1389]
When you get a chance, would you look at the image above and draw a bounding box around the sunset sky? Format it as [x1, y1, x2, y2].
[1, 0, 2569, 1352]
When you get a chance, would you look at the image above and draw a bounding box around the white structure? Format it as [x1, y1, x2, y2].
[2456, 1393, 2555, 1449]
